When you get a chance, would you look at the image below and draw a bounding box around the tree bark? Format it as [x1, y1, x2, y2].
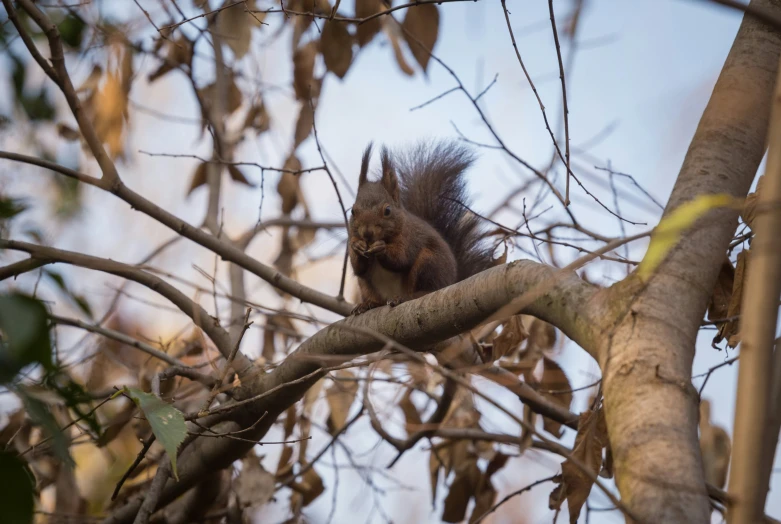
[601, 2, 781, 521]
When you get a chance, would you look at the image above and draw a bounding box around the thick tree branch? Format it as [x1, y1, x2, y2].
[728, 55, 781, 523]
[602, 1, 781, 521]
[0, 150, 351, 315]
[0, 239, 252, 373]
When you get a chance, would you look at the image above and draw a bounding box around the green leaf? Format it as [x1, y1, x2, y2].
[637, 194, 740, 281]
[58, 13, 86, 49]
[0, 293, 53, 383]
[0, 451, 35, 524]
[0, 195, 28, 220]
[123, 387, 187, 480]
[20, 390, 75, 468]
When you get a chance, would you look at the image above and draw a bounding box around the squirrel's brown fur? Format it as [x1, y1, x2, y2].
[348, 140, 493, 314]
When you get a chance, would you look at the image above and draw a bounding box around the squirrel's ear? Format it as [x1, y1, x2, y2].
[358, 142, 373, 188]
[380, 146, 400, 204]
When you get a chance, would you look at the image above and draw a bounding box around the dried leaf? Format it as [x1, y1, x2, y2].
[235, 456, 275, 508]
[294, 102, 315, 149]
[528, 319, 557, 352]
[401, 3, 439, 73]
[293, 41, 318, 100]
[216, 0, 260, 59]
[492, 315, 529, 360]
[699, 400, 731, 489]
[200, 75, 243, 118]
[741, 174, 766, 231]
[355, 0, 383, 46]
[469, 478, 496, 524]
[326, 370, 358, 433]
[187, 162, 210, 196]
[278, 155, 302, 213]
[276, 445, 294, 477]
[715, 249, 748, 348]
[321, 20, 353, 78]
[94, 64, 130, 159]
[57, 123, 80, 141]
[243, 100, 271, 134]
[385, 21, 414, 76]
[708, 258, 735, 322]
[228, 165, 252, 186]
[274, 232, 295, 282]
[442, 460, 480, 523]
[148, 35, 193, 83]
[283, 405, 297, 439]
[399, 389, 422, 436]
[539, 357, 573, 438]
[549, 408, 608, 523]
[298, 467, 324, 506]
[429, 447, 444, 503]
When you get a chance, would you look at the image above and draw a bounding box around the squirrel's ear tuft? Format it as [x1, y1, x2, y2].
[359, 142, 373, 188]
[380, 146, 400, 204]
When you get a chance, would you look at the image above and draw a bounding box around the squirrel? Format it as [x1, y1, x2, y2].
[348, 140, 494, 315]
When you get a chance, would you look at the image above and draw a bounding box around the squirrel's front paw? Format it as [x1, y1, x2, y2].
[386, 296, 407, 308]
[351, 300, 383, 315]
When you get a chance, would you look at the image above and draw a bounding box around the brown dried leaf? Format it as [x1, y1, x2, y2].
[274, 232, 295, 282]
[401, 3, 439, 73]
[385, 21, 414, 76]
[549, 408, 608, 523]
[707, 258, 734, 322]
[528, 318, 557, 352]
[235, 456, 275, 508]
[492, 315, 529, 360]
[299, 467, 324, 506]
[228, 165, 252, 186]
[200, 75, 243, 118]
[276, 445, 294, 477]
[243, 100, 270, 134]
[399, 389, 422, 436]
[293, 41, 319, 100]
[699, 400, 731, 489]
[741, 174, 766, 231]
[278, 155, 302, 214]
[326, 370, 359, 433]
[294, 102, 315, 149]
[442, 460, 480, 523]
[187, 162, 210, 196]
[469, 478, 497, 524]
[216, 0, 261, 59]
[94, 66, 130, 159]
[148, 35, 194, 83]
[355, 0, 383, 46]
[283, 405, 297, 439]
[539, 357, 573, 438]
[321, 20, 353, 78]
[97, 402, 136, 447]
[715, 249, 748, 348]
[57, 123, 80, 141]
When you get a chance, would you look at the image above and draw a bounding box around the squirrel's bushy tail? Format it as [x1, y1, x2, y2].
[394, 140, 493, 281]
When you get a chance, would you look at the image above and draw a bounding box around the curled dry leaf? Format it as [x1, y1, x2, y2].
[148, 35, 194, 83]
[321, 20, 353, 78]
[235, 456, 275, 509]
[187, 162, 210, 196]
[539, 357, 573, 438]
[699, 400, 731, 489]
[707, 258, 734, 323]
[294, 102, 315, 149]
[528, 318, 557, 352]
[401, 3, 439, 73]
[216, 0, 263, 60]
[293, 41, 318, 100]
[741, 174, 766, 231]
[549, 408, 608, 524]
[283, 405, 297, 440]
[199, 74, 243, 124]
[228, 165, 252, 186]
[399, 389, 423, 436]
[355, 0, 383, 46]
[276, 445, 294, 477]
[442, 460, 480, 523]
[243, 100, 270, 134]
[714, 249, 748, 348]
[325, 370, 359, 433]
[491, 314, 529, 361]
[56, 123, 80, 141]
[298, 467, 325, 506]
[384, 20, 414, 76]
[278, 154, 302, 214]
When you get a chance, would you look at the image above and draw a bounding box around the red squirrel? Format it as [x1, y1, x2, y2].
[348, 140, 493, 315]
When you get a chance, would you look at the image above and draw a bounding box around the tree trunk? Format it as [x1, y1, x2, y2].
[600, 2, 781, 521]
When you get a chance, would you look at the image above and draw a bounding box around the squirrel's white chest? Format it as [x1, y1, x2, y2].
[368, 263, 405, 301]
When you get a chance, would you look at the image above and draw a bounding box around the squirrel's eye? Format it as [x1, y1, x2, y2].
[384, 205, 391, 217]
